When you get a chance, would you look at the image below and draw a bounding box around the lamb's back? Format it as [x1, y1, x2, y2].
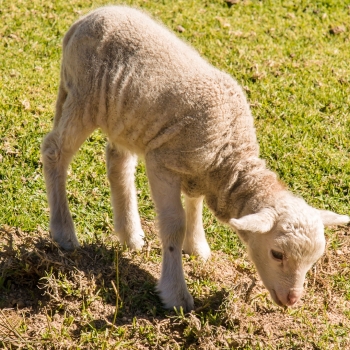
[61, 6, 257, 170]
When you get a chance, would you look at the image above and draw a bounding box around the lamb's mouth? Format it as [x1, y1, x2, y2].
[270, 289, 285, 308]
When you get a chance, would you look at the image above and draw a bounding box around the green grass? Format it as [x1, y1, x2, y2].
[1, 0, 349, 238]
[1, 0, 350, 348]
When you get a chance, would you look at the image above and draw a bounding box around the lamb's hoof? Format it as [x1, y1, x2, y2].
[183, 240, 211, 261]
[119, 229, 145, 251]
[157, 282, 194, 312]
[50, 232, 80, 251]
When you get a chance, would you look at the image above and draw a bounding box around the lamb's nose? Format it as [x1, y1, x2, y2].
[287, 288, 303, 306]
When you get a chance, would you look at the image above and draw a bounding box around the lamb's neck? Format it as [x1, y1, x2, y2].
[205, 157, 287, 222]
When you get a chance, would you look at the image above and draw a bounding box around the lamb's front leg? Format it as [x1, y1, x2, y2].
[183, 195, 211, 260]
[146, 158, 194, 311]
[106, 143, 144, 250]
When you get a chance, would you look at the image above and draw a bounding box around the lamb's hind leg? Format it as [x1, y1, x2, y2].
[106, 144, 144, 250]
[183, 195, 211, 260]
[41, 96, 93, 250]
[146, 155, 194, 311]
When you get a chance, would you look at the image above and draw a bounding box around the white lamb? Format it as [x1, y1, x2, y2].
[41, 6, 349, 311]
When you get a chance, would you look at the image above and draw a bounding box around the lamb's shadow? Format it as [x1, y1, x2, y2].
[0, 227, 230, 325]
[0, 227, 164, 318]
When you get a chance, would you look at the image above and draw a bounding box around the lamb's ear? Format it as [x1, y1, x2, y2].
[318, 210, 350, 226]
[229, 209, 276, 234]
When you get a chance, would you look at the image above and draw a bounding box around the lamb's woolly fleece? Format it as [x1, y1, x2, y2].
[61, 6, 282, 219]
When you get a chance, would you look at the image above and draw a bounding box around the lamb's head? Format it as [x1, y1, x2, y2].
[229, 197, 349, 307]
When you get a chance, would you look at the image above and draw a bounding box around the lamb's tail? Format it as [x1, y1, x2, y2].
[53, 81, 67, 128]
[62, 15, 84, 50]
[53, 15, 86, 128]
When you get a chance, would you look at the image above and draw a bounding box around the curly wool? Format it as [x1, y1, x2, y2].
[59, 6, 272, 216]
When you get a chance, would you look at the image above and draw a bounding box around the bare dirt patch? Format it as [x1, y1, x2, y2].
[1, 225, 350, 349]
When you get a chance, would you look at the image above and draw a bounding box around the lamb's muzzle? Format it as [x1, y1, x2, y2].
[287, 288, 303, 306]
[41, 5, 349, 311]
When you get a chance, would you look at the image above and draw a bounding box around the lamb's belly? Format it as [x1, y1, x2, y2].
[98, 114, 146, 155]
[110, 135, 146, 156]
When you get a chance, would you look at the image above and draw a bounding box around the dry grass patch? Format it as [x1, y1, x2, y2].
[1, 225, 350, 349]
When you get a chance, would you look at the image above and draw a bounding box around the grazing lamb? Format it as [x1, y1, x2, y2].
[41, 6, 349, 311]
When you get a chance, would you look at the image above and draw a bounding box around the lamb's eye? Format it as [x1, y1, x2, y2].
[271, 249, 284, 261]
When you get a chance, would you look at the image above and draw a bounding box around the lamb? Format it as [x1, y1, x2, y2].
[41, 6, 349, 311]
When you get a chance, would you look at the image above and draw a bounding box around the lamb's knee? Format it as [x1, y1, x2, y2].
[41, 132, 61, 166]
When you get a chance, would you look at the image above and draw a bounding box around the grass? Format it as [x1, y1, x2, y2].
[0, 0, 350, 348]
